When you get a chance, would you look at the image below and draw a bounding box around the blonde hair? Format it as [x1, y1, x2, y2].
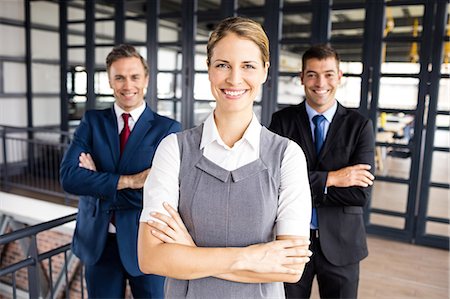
[206, 16, 270, 66]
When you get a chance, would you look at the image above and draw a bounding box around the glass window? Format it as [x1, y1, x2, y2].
[68, 1, 84, 20]
[279, 50, 302, 73]
[3, 62, 26, 93]
[377, 112, 415, 143]
[196, 24, 211, 43]
[340, 61, 363, 74]
[426, 186, 450, 220]
[378, 77, 419, 109]
[194, 73, 213, 101]
[160, 0, 182, 15]
[370, 213, 405, 230]
[336, 76, 361, 108]
[385, 5, 424, 36]
[68, 48, 85, 66]
[238, 0, 264, 8]
[431, 151, 450, 185]
[95, 96, 115, 110]
[384, 42, 422, 66]
[95, 3, 115, 19]
[197, 1, 221, 14]
[372, 181, 408, 213]
[68, 23, 86, 46]
[434, 128, 450, 148]
[96, 47, 113, 66]
[425, 221, 449, 237]
[277, 75, 303, 105]
[31, 1, 58, 27]
[31, 29, 59, 60]
[381, 61, 420, 75]
[94, 71, 111, 95]
[157, 20, 180, 43]
[125, 20, 146, 43]
[194, 101, 214, 126]
[0, 0, 24, 20]
[157, 73, 177, 99]
[195, 47, 208, 71]
[33, 97, 60, 126]
[331, 8, 365, 39]
[375, 145, 412, 179]
[125, 0, 146, 17]
[282, 13, 312, 40]
[73, 70, 87, 95]
[70, 96, 87, 120]
[32, 63, 60, 93]
[157, 99, 176, 120]
[0, 25, 25, 56]
[438, 78, 450, 111]
[383, 5, 424, 64]
[95, 21, 114, 44]
[158, 48, 180, 71]
[284, 0, 310, 4]
[334, 43, 364, 65]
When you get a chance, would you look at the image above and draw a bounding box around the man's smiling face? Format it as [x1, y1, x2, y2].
[109, 57, 148, 112]
[300, 57, 342, 113]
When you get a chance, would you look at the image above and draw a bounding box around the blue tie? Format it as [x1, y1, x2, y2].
[311, 114, 326, 229]
[313, 115, 326, 155]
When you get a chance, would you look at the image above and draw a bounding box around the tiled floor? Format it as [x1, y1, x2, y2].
[310, 236, 449, 299]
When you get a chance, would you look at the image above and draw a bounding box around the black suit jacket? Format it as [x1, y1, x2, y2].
[269, 101, 374, 266]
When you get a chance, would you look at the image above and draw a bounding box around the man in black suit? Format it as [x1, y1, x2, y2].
[269, 44, 375, 299]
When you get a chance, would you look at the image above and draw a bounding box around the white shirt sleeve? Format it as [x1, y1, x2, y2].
[140, 133, 181, 222]
[275, 140, 312, 237]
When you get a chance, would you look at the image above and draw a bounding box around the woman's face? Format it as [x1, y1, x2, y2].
[208, 33, 269, 115]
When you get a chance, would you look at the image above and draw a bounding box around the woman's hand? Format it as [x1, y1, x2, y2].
[147, 202, 196, 247]
[234, 239, 311, 275]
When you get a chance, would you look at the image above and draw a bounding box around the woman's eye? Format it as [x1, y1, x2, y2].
[216, 63, 228, 69]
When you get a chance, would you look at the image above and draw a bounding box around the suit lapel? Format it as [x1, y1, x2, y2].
[319, 102, 347, 159]
[105, 107, 120, 166]
[295, 103, 316, 162]
[119, 105, 155, 169]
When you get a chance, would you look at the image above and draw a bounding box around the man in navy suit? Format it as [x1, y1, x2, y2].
[60, 44, 181, 298]
[269, 44, 375, 299]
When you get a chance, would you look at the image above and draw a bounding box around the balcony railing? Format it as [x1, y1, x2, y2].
[0, 213, 84, 299]
[0, 125, 76, 204]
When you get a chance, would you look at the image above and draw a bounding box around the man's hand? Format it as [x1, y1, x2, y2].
[79, 152, 97, 171]
[326, 164, 374, 188]
[117, 168, 151, 190]
[78, 152, 150, 190]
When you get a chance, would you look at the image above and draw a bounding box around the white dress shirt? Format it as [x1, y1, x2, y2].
[114, 101, 146, 133]
[140, 112, 311, 237]
[305, 100, 337, 143]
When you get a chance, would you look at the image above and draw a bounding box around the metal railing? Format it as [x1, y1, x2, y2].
[0, 125, 76, 203]
[0, 213, 84, 299]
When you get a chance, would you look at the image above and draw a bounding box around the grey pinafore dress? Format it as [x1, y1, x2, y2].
[165, 124, 289, 299]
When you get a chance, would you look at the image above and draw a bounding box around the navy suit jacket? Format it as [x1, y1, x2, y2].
[269, 101, 374, 266]
[60, 105, 181, 276]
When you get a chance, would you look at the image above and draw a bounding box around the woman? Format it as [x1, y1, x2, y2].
[138, 16, 311, 298]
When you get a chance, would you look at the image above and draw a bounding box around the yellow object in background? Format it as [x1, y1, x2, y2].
[380, 112, 387, 129]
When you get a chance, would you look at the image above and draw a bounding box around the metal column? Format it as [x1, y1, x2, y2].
[181, 0, 197, 129]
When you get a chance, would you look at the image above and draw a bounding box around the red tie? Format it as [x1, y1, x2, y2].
[112, 113, 131, 228]
[120, 113, 131, 155]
